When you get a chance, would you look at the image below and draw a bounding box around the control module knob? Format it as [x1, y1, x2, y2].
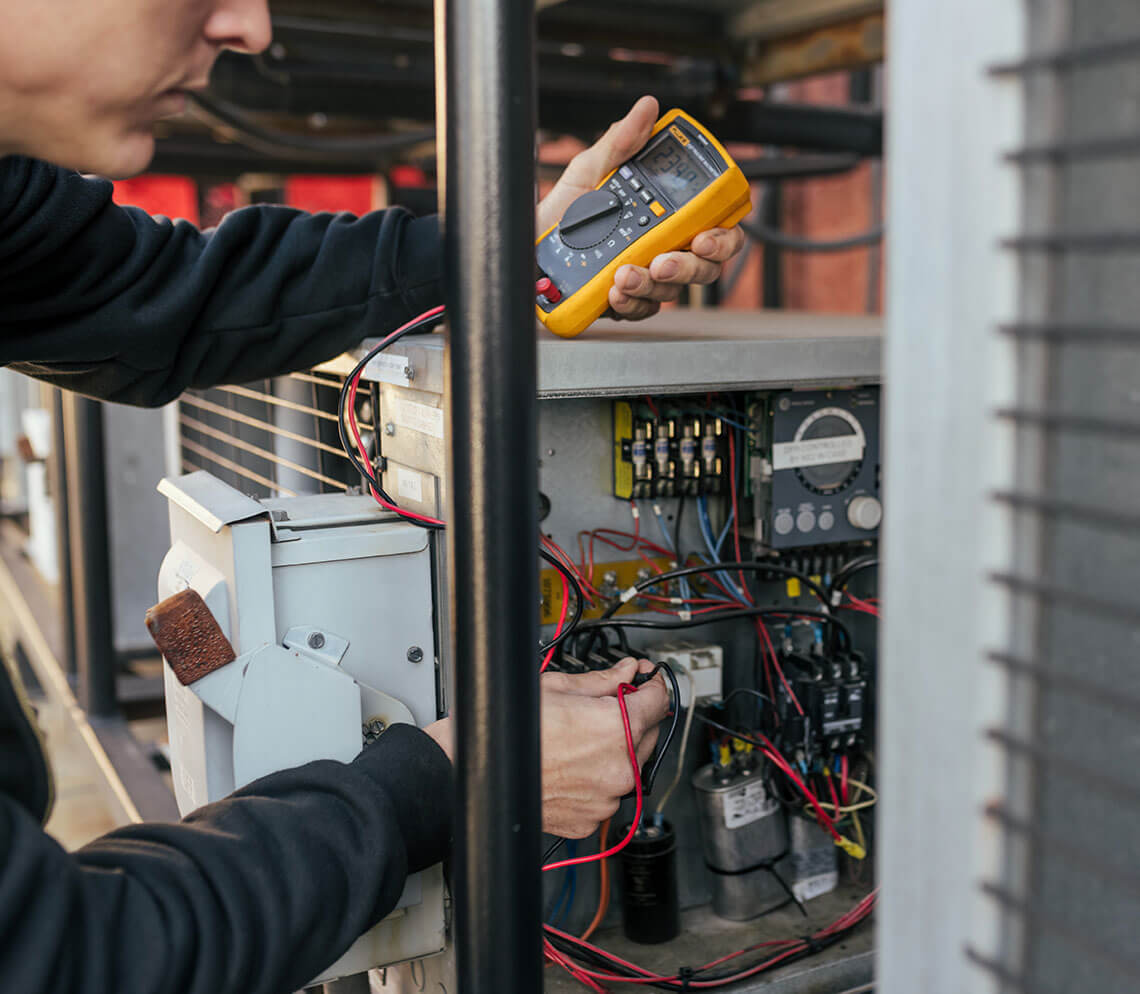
[846, 495, 882, 531]
[559, 190, 622, 249]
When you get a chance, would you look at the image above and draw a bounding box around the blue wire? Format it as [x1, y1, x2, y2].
[653, 502, 693, 604]
[547, 841, 578, 926]
[697, 497, 745, 601]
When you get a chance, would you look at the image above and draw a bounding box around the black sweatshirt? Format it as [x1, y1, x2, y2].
[0, 156, 453, 993]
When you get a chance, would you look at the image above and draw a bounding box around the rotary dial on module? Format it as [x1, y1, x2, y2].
[559, 190, 622, 249]
[792, 406, 866, 495]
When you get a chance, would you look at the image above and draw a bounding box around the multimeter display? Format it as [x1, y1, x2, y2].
[637, 132, 713, 207]
[536, 109, 752, 338]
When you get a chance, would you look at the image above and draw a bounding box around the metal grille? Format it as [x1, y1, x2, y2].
[178, 370, 370, 498]
[972, 1, 1140, 990]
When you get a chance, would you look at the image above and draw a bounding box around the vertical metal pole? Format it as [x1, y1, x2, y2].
[61, 394, 117, 717]
[49, 389, 77, 675]
[436, 0, 541, 989]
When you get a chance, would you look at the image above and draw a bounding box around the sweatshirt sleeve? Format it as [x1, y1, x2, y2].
[0, 724, 452, 994]
[0, 156, 443, 407]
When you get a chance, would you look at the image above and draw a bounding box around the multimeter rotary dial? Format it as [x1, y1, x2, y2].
[559, 189, 622, 249]
[792, 406, 866, 495]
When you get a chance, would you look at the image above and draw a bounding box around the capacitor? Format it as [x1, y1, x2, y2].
[618, 821, 681, 944]
[691, 764, 790, 921]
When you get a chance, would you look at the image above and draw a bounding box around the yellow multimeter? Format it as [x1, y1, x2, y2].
[535, 109, 752, 339]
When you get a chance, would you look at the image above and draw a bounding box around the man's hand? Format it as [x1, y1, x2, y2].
[536, 95, 747, 323]
[539, 657, 669, 838]
[423, 658, 670, 839]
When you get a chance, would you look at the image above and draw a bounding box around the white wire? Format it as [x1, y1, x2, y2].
[655, 669, 697, 817]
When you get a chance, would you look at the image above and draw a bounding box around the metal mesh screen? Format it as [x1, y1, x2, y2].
[970, 1, 1140, 990]
[178, 371, 368, 498]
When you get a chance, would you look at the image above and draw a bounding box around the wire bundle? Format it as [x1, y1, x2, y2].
[543, 889, 877, 991]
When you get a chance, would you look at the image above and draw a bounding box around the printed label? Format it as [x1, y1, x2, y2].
[396, 466, 424, 503]
[723, 780, 777, 830]
[772, 435, 864, 471]
[393, 398, 445, 440]
[792, 872, 839, 903]
[363, 352, 412, 386]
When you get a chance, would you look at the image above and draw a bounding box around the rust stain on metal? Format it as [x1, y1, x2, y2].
[145, 588, 236, 686]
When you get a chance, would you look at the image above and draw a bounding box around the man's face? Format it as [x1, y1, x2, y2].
[0, 0, 271, 178]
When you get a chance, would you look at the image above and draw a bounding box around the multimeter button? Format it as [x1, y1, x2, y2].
[637, 216, 650, 227]
[619, 165, 633, 179]
[630, 178, 643, 191]
[639, 189, 653, 203]
[649, 201, 666, 217]
[535, 277, 562, 303]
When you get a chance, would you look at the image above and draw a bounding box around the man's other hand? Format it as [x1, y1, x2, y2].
[539, 657, 670, 838]
[536, 95, 746, 323]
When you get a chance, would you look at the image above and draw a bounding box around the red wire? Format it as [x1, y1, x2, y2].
[543, 683, 642, 872]
[542, 890, 878, 989]
[825, 771, 840, 814]
[840, 754, 850, 806]
[345, 306, 447, 526]
[759, 744, 840, 840]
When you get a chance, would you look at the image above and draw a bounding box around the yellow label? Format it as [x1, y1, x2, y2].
[669, 124, 690, 146]
[613, 402, 634, 500]
[539, 555, 674, 626]
[786, 578, 802, 598]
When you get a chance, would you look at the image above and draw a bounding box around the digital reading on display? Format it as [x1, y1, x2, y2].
[638, 133, 712, 207]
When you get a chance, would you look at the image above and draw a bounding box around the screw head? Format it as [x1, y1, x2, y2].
[307, 632, 326, 650]
[403, 365, 416, 381]
[407, 645, 424, 663]
[384, 422, 396, 436]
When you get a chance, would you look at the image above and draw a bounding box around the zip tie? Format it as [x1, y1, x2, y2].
[830, 590, 844, 607]
[620, 586, 639, 603]
[630, 504, 640, 520]
[678, 609, 692, 622]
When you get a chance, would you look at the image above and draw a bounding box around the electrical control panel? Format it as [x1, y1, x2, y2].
[751, 387, 881, 550]
[303, 318, 882, 993]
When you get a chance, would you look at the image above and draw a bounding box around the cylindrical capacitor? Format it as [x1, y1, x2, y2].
[618, 821, 681, 944]
[691, 765, 790, 921]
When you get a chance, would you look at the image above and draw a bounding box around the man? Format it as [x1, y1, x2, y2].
[0, 2, 744, 991]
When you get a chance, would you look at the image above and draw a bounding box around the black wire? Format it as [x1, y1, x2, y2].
[571, 622, 632, 660]
[542, 836, 566, 865]
[829, 556, 879, 599]
[337, 314, 445, 528]
[578, 607, 852, 651]
[716, 687, 776, 712]
[638, 661, 681, 795]
[597, 561, 831, 620]
[539, 548, 584, 654]
[187, 91, 435, 162]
